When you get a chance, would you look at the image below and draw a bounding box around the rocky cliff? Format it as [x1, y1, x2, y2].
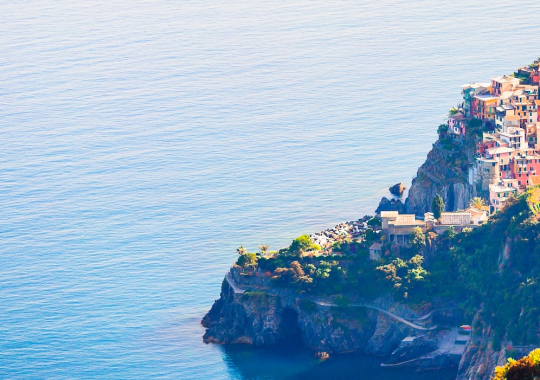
[456, 340, 506, 380]
[203, 279, 417, 356]
[404, 136, 479, 216]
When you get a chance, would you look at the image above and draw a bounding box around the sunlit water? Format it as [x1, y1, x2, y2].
[1, 1, 539, 378]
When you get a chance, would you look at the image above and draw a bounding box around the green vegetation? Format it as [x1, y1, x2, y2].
[236, 252, 258, 268]
[449, 107, 459, 115]
[283, 234, 321, 256]
[437, 124, 448, 135]
[376, 255, 428, 299]
[426, 188, 540, 344]
[233, 189, 540, 345]
[289, 234, 312, 254]
[367, 217, 381, 227]
[493, 348, 540, 380]
[409, 226, 426, 253]
[432, 194, 444, 220]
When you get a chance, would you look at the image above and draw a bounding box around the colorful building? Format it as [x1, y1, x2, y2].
[489, 183, 517, 213]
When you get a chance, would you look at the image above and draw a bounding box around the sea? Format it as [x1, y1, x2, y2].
[1, 1, 540, 379]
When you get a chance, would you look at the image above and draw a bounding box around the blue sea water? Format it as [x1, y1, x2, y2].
[1, 1, 540, 378]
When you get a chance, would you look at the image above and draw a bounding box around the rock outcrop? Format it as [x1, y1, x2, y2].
[456, 339, 506, 380]
[388, 335, 438, 364]
[375, 197, 406, 214]
[404, 138, 478, 216]
[389, 183, 406, 196]
[203, 279, 416, 356]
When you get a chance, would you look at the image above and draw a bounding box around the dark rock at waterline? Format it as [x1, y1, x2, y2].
[375, 197, 405, 214]
[389, 183, 406, 196]
[202, 275, 415, 355]
[388, 335, 438, 364]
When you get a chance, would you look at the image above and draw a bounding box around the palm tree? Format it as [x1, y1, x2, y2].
[469, 197, 488, 211]
[237, 245, 247, 255]
[258, 244, 269, 256]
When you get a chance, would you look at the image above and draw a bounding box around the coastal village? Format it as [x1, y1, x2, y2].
[204, 60, 540, 379]
[360, 61, 540, 251]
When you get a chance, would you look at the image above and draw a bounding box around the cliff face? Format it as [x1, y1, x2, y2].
[456, 340, 506, 380]
[202, 279, 415, 356]
[404, 137, 478, 216]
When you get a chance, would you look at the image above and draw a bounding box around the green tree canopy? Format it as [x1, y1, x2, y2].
[409, 226, 426, 252]
[289, 234, 313, 255]
[437, 124, 448, 135]
[236, 252, 258, 268]
[432, 194, 445, 220]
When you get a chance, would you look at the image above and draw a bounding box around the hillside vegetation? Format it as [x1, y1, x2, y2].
[234, 187, 540, 345]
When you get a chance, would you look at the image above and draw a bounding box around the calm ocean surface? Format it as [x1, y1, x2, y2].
[1, 1, 540, 378]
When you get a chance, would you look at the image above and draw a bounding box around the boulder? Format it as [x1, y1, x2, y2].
[388, 335, 438, 364]
[375, 197, 406, 214]
[389, 183, 406, 196]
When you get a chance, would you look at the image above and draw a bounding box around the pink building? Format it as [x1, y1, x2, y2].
[447, 114, 466, 136]
[513, 152, 540, 186]
[486, 147, 514, 179]
[489, 183, 517, 213]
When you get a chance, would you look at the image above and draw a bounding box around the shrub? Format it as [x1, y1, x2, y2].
[236, 253, 258, 268]
[438, 124, 449, 135]
[367, 217, 381, 227]
[492, 348, 540, 380]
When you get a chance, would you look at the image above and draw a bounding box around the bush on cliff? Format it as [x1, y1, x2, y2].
[236, 253, 258, 269]
[425, 187, 540, 344]
[493, 348, 540, 380]
[376, 255, 428, 299]
[367, 217, 381, 227]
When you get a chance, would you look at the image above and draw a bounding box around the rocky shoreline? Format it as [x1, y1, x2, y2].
[202, 130, 510, 379]
[203, 270, 466, 370]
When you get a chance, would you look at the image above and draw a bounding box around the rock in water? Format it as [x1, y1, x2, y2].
[389, 183, 406, 196]
[375, 197, 405, 214]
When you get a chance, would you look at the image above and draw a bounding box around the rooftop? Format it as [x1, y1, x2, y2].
[369, 242, 383, 250]
[490, 184, 517, 193]
[486, 147, 514, 155]
[474, 94, 499, 101]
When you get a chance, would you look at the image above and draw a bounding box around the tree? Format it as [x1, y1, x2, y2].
[376, 255, 428, 299]
[432, 194, 445, 220]
[236, 253, 257, 269]
[409, 226, 426, 252]
[237, 245, 247, 255]
[289, 234, 313, 255]
[258, 244, 269, 256]
[492, 348, 540, 380]
[444, 226, 456, 240]
[470, 197, 488, 211]
[437, 124, 448, 135]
